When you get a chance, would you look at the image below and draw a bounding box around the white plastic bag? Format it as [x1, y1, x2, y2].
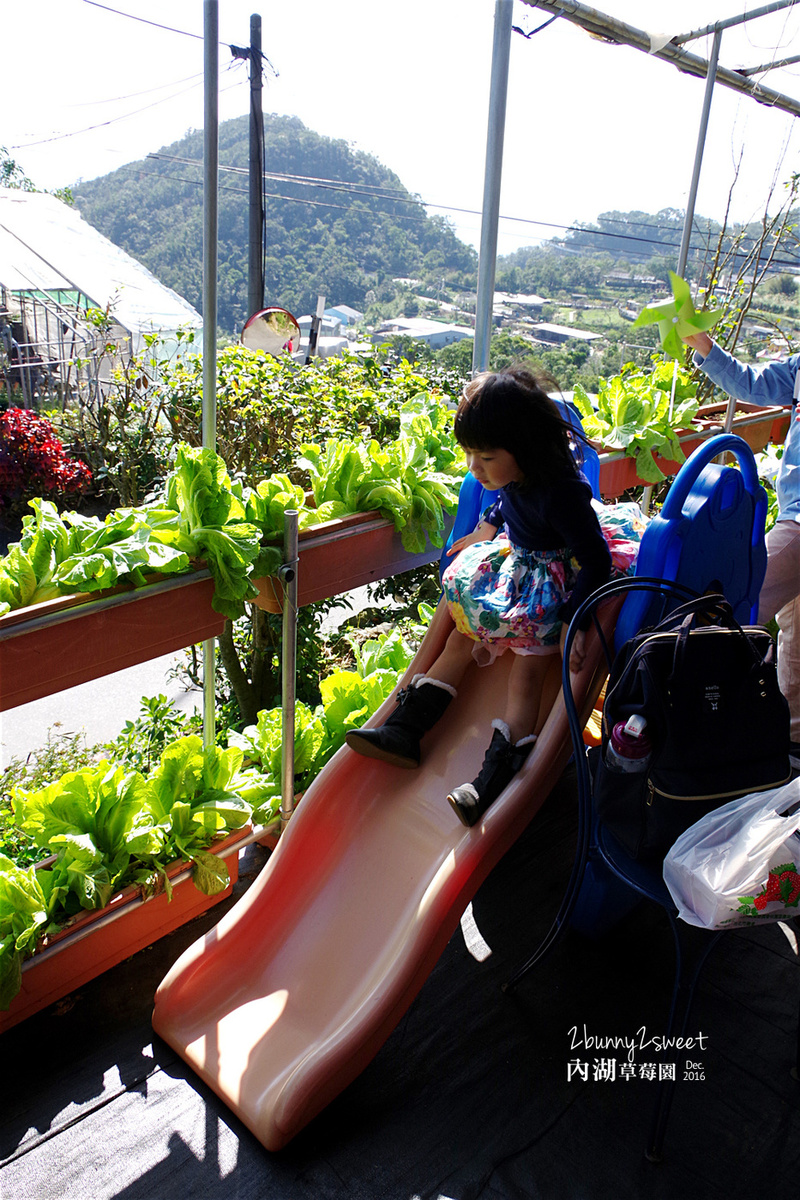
[663, 777, 800, 930]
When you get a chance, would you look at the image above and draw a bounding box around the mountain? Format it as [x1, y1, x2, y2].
[73, 114, 477, 334]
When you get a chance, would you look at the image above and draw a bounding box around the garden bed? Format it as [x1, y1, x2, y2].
[0, 824, 259, 1033]
[596, 401, 788, 498]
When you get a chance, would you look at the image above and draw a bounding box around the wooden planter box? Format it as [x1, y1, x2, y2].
[597, 402, 788, 498]
[0, 569, 226, 712]
[252, 509, 453, 612]
[0, 826, 251, 1034]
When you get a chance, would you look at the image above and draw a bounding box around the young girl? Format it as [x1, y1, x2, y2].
[346, 367, 643, 827]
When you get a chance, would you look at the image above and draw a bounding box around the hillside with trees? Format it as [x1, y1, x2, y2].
[73, 114, 477, 334]
[69, 115, 800, 377]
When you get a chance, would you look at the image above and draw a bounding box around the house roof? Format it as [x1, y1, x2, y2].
[533, 322, 600, 341]
[0, 187, 201, 352]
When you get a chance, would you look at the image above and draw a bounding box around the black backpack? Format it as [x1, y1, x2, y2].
[591, 594, 791, 860]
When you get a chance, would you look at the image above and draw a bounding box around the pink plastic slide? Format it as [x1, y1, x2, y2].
[152, 597, 617, 1151]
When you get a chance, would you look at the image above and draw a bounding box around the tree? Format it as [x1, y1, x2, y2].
[0, 146, 73, 205]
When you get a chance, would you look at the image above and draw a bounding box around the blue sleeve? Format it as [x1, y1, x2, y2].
[482, 500, 502, 527]
[694, 343, 799, 409]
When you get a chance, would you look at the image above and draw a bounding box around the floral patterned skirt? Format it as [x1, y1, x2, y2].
[441, 500, 646, 665]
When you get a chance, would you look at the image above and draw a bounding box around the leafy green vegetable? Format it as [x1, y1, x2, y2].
[1, 733, 276, 1010]
[573, 361, 700, 484]
[137, 444, 263, 619]
[228, 624, 415, 797]
[297, 428, 460, 554]
[0, 853, 56, 1009]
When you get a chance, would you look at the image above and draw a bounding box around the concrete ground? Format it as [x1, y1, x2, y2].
[0, 583, 384, 769]
[0, 651, 200, 767]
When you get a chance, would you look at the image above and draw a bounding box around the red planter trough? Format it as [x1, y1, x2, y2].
[0, 569, 226, 712]
[0, 826, 251, 1034]
[252, 509, 452, 612]
[597, 401, 789, 498]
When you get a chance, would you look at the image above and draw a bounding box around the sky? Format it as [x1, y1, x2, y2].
[3, 0, 800, 266]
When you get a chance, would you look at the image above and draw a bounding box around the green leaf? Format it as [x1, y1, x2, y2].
[191, 849, 230, 896]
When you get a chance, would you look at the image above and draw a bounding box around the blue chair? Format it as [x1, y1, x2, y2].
[502, 435, 775, 1162]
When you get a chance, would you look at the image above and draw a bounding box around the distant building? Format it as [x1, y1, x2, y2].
[325, 304, 363, 326]
[298, 313, 343, 337]
[494, 291, 547, 312]
[373, 317, 474, 350]
[531, 323, 601, 345]
[742, 323, 774, 341]
[605, 272, 666, 291]
[298, 335, 350, 359]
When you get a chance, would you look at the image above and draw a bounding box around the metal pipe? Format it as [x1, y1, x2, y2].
[202, 0, 218, 454]
[247, 12, 264, 319]
[673, 1, 800, 45]
[203, 0, 219, 748]
[472, 0, 513, 375]
[522, 0, 800, 118]
[280, 510, 299, 828]
[677, 28, 722, 279]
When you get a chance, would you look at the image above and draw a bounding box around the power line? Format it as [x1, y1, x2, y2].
[80, 0, 204, 41]
[147, 150, 795, 243]
[63, 70, 206, 108]
[149, 152, 421, 202]
[140, 152, 800, 262]
[132, 159, 800, 270]
[11, 72, 243, 150]
[79, 0, 277, 75]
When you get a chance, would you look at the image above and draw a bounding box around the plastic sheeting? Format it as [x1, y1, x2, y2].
[0, 187, 201, 354]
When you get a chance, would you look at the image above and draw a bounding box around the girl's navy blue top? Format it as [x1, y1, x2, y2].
[483, 474, 612, 627]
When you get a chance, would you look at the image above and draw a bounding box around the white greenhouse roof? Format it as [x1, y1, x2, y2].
[0, 188, 201, 351]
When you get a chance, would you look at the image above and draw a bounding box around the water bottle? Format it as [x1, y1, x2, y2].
[605, 713, 652, 774]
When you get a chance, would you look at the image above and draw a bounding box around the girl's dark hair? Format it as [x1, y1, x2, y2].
[453, 365, 586, 486]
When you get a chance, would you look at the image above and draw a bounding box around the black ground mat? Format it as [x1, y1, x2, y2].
[2, 767, 799, 1200]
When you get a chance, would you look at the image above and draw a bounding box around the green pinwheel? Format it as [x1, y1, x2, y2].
[632, 271, 722, 359]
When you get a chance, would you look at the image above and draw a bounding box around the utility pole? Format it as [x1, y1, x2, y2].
[248, 13, 264, 318]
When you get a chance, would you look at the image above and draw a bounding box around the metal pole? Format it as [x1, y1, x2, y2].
[677, 29, 722, 279]
[202, 0, 219, 747]
[247, 13, 264, 319]
[279, 511, 299, 829]
[672, 28, 739, 437]
[472, 0, 513, 375]
[522, 0, 800, 118]
[306, 293, 325, 362]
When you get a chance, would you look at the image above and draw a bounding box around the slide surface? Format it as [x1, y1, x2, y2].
[152, 598, 617, 1151]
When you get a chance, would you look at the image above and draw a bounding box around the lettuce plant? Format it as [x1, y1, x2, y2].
[1, 734, 276, 1010]
[573, 361, 700, 484]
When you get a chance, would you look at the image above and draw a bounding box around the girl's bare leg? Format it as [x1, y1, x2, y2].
[503, 651, 562, 742]
[425, 627, 478, 690]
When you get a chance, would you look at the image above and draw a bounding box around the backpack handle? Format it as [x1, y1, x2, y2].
[669, 596, 768, 682]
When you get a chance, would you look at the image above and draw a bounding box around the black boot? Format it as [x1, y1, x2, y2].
[345, 675, 456, 768]
[447, 721, 536, 827]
